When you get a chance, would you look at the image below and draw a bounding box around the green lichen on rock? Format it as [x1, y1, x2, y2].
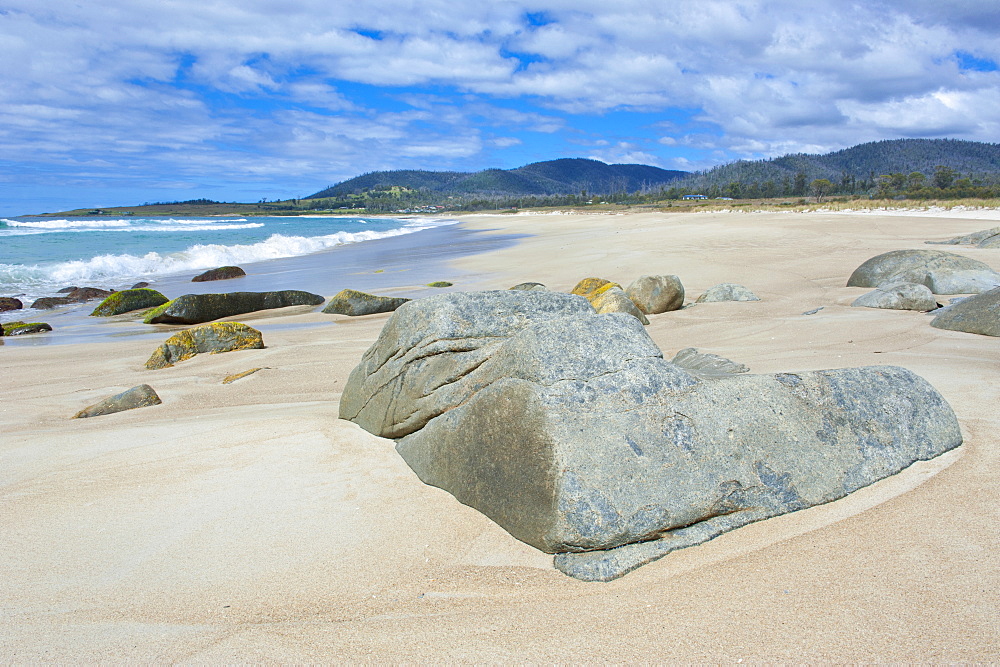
[145, 322, 264, 369]
[427, 281, 453, 288]
[2, 321, 53, 336]
[142, 299, 176, 324]
[91, 288, 169, 317]
[144, 290, 325, 325]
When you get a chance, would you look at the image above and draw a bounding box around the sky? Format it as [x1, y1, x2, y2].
[2, 0, 999, 216]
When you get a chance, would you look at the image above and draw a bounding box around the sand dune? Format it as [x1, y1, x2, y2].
[2, 209, 998, 661]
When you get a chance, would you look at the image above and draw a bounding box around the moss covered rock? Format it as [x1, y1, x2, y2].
[2, 321, 53, 335]
[145, 322, 264, 369]
[144, 290, 325, 325]
[322, 289, 410, 316]
[90, 288, 170, 317]
[427, 281, 453, 288]
[192, 266, 247, 282]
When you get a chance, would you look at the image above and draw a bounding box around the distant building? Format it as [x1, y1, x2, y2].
[682, 194, 708, 200]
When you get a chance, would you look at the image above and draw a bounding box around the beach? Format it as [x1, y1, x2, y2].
[2, 208, 998, 661]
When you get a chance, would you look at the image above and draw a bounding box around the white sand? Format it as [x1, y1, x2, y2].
[2, 209, 998, 661]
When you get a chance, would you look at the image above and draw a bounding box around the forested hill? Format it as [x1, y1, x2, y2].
[307, 158, 688, 198]
[675, 139, 1000, 192]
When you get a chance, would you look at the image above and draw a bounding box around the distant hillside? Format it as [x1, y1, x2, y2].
[307, 158, 688, 198]
[675, 139, 1000, 192]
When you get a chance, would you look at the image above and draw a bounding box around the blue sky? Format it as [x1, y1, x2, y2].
[2, 0, 999, 216]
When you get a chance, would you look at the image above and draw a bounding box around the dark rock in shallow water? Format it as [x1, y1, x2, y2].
[145, 322, 264, 369]
[90, 288, 170, 317]
[32, 287, 112, 309]
[65, 287, 112, 301]
[144, 290, 325, 325]
[30, 297, 74, 310]
[696, 283, 759, 302]
[56, 286, 79, 294]
[930, 287, 1000, 337]
[341, 291, 962, 581]
[322, 288, 410, 316]
[192, 266, 247, 282]
[625, 275, 684, 314]
[131, 281, 150, 289]
[2, 321, 52, 335]
[851, 281, 937, 311]
[0, 297, 23, 312]
[847, 249, 1000, 294]
[73, 384, 162, 418]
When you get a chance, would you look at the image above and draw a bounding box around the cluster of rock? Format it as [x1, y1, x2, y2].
[31, 286, 112, 310]
[927, 226, 1000, 249]
[848, 249, 1000, 334]
[340, 290, 962, 581]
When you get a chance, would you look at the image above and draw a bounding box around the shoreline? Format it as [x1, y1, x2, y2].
[2, 208, 998, 660]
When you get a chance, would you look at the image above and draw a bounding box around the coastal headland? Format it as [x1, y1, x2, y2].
[2, 207, 998, 661]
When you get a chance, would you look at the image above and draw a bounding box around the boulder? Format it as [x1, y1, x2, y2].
[930, 287, 1000, 337]
[30, 297, 74, 310]
[56, 286, 79, 294]
[847, 249, 1000, 294]
[589, 285, 649, 324]
[131, 281, 151, 289]
[0, 297, 22, 312]
[322, 289, 410, 316]
[571, 277, 620, 298]
[145, 322, 264, 369]
[509, 282, 548, 291]
[980, 236, 1000, 249]
[65, 287, 112, 301]
[144, 290, 325, 325]
[851, 281, 938, 311]
[90, 288, 170, 317]
[2, 321, 52, 336]
[625, 275, 684, 314]
[30, 287, 112, 310]
[427, 281, 453, 288]
[696, 283, 760, 303]
[341, 292, 961, 581]
[927, 226, 1000, 246]
[192, 266, 246, 282]
[73, 384, 162, 418]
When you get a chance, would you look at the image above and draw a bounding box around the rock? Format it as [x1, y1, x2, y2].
[696, 283, 760, 303]
[73, 384, 162, 418]
[670, 347, 749, 378]
[0, 297, 23, 312]
[192, 266, 247, 282]
[222, 368, 263, 384]
[56, 286, 79, 293]
[2, 321, 53, 335]
[30, 297, 74, 309]
[31, 287, 112, 309]
[930, 287, 1000, 337]
[624, 275, 685, 314]
[851, 281, 938, 311]
[509, 282, 548, 291]
[980, 236, 1000, 249]
[340, 290, 596, 439]
[427, 281, 453, 288]
[589, 285, 649, 324]
[144, 290, 325, 325]
[847, 249, 1000, 294]
[322, 289, 410, 316]
[66, 287, 112, 301]
[802, 307, 824, 315]
[145, 322, 264, 369]
[131, 281, 151, 289]
[342, 292, 961, 581]
[927, 226, 1000, 246]
[571, 277, 620, 298]
[90, 288, 170, 317]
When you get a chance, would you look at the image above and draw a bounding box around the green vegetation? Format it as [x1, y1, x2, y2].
[427, 281, 453, 288]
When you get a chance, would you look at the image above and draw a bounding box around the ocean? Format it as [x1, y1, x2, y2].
[0, 213, 519, 344]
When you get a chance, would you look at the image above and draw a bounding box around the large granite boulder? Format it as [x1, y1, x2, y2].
[980, 236, 1000, 249]
[930, 287, 1000, 337]
[847, 249, 1000, 294]
[90, 288, 169, 316]
[2, 321, 52, 336]
[696, 283, 760, 303]
[145, 322, 264, 369]
[192, 266, 246, 282]
[851, 281, 938, 311]
[0, 297, 22, 312]
[322, 289, 410, 316]
[341, 291, 962, 581]
[144, 290, 324, 325]
[625, 275, 685, 314]
[73, 384, 162, 418]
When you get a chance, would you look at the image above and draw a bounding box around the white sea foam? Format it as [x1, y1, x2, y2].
[0, 218, 456, 299]
[0, 217, 263, 235]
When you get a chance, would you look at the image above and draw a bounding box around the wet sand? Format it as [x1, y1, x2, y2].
[1, 208, 998, 661]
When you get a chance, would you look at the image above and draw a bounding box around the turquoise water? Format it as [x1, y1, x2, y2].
[0, 214, 455, 305]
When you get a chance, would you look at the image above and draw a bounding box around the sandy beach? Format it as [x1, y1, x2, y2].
[2, 208, 998, 661]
